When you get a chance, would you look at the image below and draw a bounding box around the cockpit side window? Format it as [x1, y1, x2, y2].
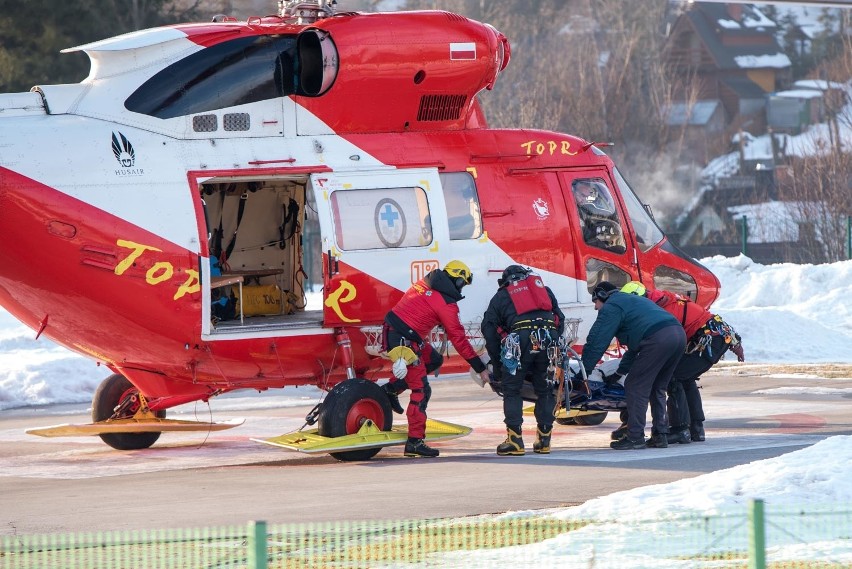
[612, 168, 665, 253]
[125, 35, 298, 119]
[440, 172, 482, 240]
[571, 178, 626, 254]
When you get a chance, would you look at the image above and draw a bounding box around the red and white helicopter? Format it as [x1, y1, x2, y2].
[0, 0, 719, 460]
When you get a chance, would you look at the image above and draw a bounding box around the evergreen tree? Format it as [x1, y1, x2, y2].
[0, 0, 206, 92]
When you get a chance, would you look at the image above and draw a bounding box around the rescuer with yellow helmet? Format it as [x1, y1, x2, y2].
[382, 260, 489, 458]
[617, 281, 745, 444]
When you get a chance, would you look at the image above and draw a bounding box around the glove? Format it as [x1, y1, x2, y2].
[469, 367, 490, 388]
[479, 369, 491, 386]
[602, 371, 624, 386]
[392, 358, 408, 380]
[730, 342, 745, 362]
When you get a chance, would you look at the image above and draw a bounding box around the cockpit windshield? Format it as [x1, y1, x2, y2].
[612, 167, 664, 253]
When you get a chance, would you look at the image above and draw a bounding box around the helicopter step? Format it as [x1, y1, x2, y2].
[253, 418, 471, 455]
[26, 417, 245, 437]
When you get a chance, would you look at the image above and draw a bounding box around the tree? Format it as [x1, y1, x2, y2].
[0, 0, 210, 92]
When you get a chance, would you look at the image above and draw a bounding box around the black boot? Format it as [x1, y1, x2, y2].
[610, 424, 628, 441]
[496, 426, 525, 456]
[667, 428, 692, 445]
[404, 437, 439, 458]
[646, 433, 669, 448]
[610, 435, 646, 450]
[533, 425, 552, 454]
[383, 382, 404, 415]
[691, 421, 705, 442]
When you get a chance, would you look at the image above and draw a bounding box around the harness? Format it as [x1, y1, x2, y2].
[688, 315, 740, 358]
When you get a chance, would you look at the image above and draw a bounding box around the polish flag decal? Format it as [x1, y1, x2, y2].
[450, 42, 476, 60]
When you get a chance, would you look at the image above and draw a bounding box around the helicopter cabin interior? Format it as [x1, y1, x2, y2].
[199, 176, 321, 332]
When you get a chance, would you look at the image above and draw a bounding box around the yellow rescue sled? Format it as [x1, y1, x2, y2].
[26, 417, 245, 437]
[253, 418, 471, 455]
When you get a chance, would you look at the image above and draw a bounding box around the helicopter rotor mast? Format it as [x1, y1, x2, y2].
[278, 0, 337, 24]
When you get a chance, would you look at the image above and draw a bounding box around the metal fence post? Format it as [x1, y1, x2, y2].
[748, 499, 766, 569]
[741, 215, 748, 257]
[248, 520, 268, 569]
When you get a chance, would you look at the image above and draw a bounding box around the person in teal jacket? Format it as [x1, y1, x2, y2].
[580, 281, 686, 449]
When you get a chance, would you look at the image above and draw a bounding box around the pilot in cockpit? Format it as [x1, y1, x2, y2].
[572, 180, 627, 254]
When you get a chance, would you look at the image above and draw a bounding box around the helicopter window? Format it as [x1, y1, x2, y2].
[653, 266, 697, 300]
[125, 35, 298, 119]
[330, 188, 432, 250]
[440, 172, 482, 240]
[612, 167, 665, 253]
[571, 178, 626, 254]
[585, 258, 631, 293]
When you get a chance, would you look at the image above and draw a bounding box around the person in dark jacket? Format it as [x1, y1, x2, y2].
[383, 260, 489, 458]
[618, 281, 745, 443]
[482, 265, 565, 456]
[580, 281, 686, 449]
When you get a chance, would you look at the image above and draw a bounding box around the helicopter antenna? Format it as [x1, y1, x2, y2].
[278, 0, 337, 23]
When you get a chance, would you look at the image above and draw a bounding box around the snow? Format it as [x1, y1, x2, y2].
[734, 52, 793, 69]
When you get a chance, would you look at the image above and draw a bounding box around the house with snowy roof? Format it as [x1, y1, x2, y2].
[663, 2, 792, 131]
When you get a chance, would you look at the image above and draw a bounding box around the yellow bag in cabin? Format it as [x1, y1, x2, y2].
[233, 284, 284, 317]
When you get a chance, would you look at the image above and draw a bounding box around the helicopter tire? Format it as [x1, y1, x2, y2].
[572, 412, 608, 426]
[92, 373, 165, 450]
[318, 378, 392, 462]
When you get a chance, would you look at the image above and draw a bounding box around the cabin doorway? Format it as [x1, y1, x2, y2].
[196, 175, 323, 335]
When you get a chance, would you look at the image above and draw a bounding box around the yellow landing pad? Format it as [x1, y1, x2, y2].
[523, 405, 602, 419]
[26, 418, 245, 438]
[253, 418, 472, 454]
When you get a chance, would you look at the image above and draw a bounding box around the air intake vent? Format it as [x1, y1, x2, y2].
[192, 114, 217, 132]
[417, 95, 467, 122]
[224, 113, 250, 131]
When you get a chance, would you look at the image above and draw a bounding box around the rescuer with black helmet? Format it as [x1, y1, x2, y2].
[481, 264, 565, 456]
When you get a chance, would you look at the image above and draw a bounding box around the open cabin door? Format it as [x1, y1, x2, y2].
[310, 169, 444, 328]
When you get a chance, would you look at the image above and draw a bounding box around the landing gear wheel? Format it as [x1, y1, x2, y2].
[573, 412, 607, 426]
[92, 373, 165, 450]
[318, 378, 392, 462]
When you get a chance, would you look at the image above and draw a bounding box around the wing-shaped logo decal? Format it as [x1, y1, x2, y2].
[111, 132, 136, 167]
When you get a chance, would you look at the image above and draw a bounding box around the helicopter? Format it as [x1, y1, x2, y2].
[0, 0, 719, 461]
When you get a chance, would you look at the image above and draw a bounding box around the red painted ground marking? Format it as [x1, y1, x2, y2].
[766, 413, 826, 434]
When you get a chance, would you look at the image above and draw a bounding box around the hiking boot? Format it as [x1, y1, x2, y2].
[404, 438, 439, 458]
[383, 382, 404, 415]
[691, 422, 705, 442]
[610, 424, 628, 441]
[533, 426, 552, 454]
[646, 433, 669, 448]
[610, 435, 646, 450]
[496, 427, 525, 456]
[667, 429, 692, 445]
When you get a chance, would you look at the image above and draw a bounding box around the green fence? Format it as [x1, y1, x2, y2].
[2, 501, 850, 568]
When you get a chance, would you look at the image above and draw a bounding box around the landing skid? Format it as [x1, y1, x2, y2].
[253, 418, 471, 454]
[26, 417, 245, 437]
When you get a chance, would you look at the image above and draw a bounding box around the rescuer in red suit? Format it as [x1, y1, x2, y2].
[617, 281, 745, 443]
[383, 260, 489, 458]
